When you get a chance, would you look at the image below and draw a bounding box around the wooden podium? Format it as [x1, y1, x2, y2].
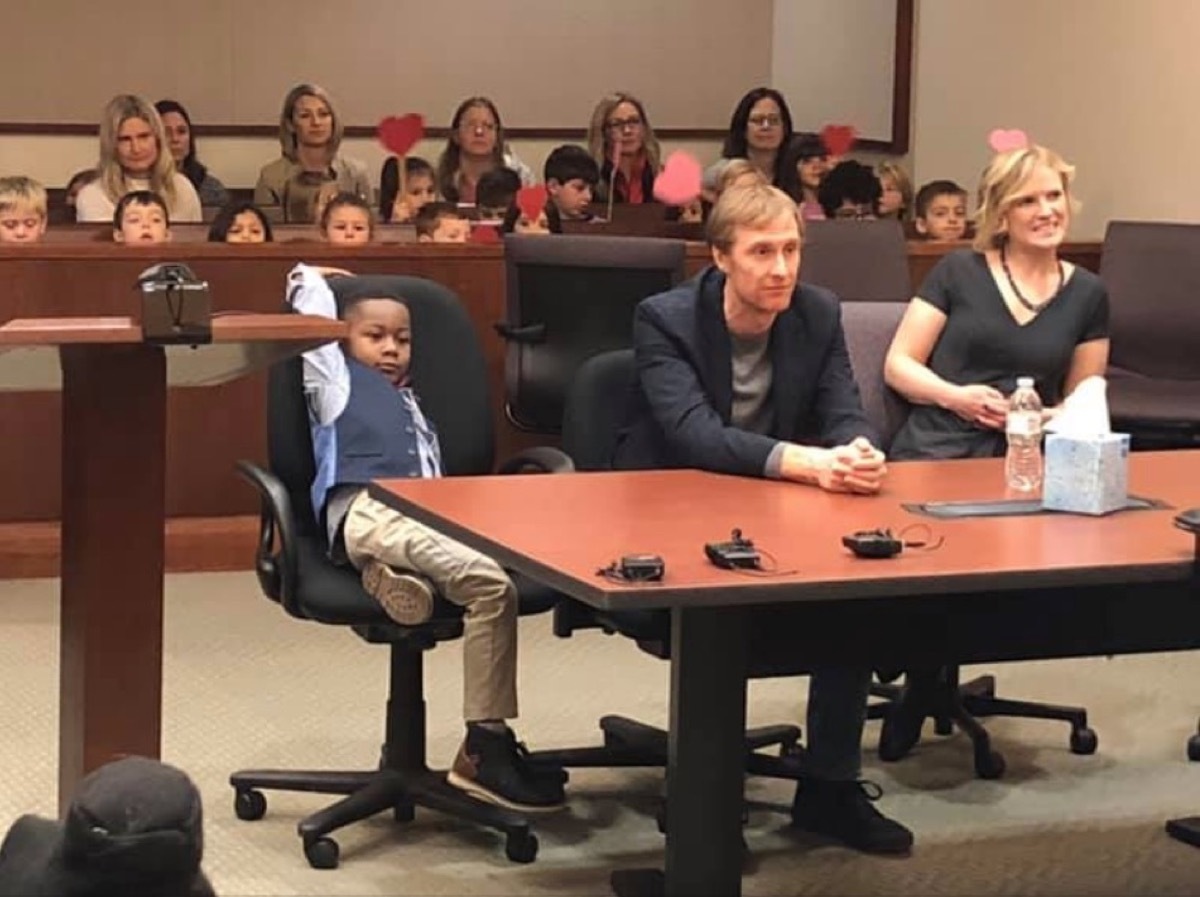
[0, 313, 343, 811]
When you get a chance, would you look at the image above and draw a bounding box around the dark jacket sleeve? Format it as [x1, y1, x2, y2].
[811, 300, 880, 448]
[632, 300, 780, 476]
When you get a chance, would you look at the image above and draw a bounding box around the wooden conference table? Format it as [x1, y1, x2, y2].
[0, 313, 343, 811]
[372, 452, 1200, 897]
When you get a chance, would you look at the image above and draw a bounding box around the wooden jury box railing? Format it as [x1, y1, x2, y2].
[0, 237, 1101, 575]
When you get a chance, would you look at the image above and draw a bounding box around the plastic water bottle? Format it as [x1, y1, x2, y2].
[1005, 377, 1044, 493]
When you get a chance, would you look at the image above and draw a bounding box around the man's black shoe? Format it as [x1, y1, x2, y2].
[447, 724, 565, 812]
[790, 778, 913, 855]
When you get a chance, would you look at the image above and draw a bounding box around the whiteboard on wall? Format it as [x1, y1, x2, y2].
[770, 0, 898, 143]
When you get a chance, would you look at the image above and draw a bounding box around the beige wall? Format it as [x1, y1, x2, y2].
[0, 0, 906, 194]
[912, 0, 1199, 240]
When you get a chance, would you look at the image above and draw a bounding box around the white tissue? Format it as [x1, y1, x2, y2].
[1044, 375, 1111, 436]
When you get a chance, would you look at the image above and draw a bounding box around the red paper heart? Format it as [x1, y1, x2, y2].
[652, 151, 703, 206]
[987, 128, 1029, 153]
[516, 185, 548, 222]
[377, 114, 425, 157]
[469, 223, 500, 244]
[819, 124, 858, 157]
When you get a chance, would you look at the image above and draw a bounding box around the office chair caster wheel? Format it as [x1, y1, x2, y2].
[304, 836, 339, 870]
[1187, 733, 1200, 762]
[233, 789, 266, 821]
[974, 749, 1006, 780]
[505, 830, 538, 864]
[1070, 727, 1098, 755]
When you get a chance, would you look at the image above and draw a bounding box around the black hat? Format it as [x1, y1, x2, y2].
[0, 756, 215, 897]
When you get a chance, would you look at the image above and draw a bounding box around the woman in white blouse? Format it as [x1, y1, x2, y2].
[74, 94, 201, 223]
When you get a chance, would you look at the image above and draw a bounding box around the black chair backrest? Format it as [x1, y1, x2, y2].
[267, 275, 495, 534]
[1100, 221, 1200, 381]
[561, 349, 636, 470]
[501, 234, 687, 434]
[839, 301, 910, 451]
[801, 219, 912, 303]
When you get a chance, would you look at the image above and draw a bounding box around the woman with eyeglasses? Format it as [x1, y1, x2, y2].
[709, 87, 795, 188]
[587, 92, 661, 204]
[434, 97, 535, 204]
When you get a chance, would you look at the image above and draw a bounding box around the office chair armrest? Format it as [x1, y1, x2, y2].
[496, 446, 575, 475]
[235, 460, 300, 614]
[493, 322, 547, 344]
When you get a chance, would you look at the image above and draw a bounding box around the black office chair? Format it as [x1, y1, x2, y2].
[1099, 221, 1200, 449]
[529, 350, 804, 815]
[801, 220, 912, 303]
[496, 234, 687, 434]
[229, 275, 570, 869]
[839, 300, 1097, 779]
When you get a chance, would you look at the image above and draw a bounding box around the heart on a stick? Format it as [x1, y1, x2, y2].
[987, 128, 1029, 153]
[469, 223, 500, 245]
[377, 114, 425, 157]
[819, 124, 857, 158]
[516, 185, 548, 221]
[652, 151, 703, 206]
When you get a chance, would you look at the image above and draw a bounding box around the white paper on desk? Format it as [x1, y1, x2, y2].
[1044, 375, 1111, 436]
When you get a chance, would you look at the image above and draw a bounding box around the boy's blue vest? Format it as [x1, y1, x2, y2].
[310, 358, 432, 520]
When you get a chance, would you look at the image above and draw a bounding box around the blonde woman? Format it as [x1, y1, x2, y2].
[587, 92, 661, 204]
[885, 142, 1109, 461]
[74, 95, 201, 223]
[880, 144, 1109, 761]
[876, 161, 913, 220]
[254, 84, 371, 223]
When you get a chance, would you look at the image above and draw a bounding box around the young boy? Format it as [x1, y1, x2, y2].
[384, 157, 437, 223]
[474, 168, 521, 221]
[817, 160, 882, 220]
[913, 179, 968, 241]
[414, 202, 471, 243]
[0, 176, 48, 243]
[543, 145, 599, 221]
[287, 265, 565, 812]
[112, 190, 171, 245]
[319, 192, 374, 245]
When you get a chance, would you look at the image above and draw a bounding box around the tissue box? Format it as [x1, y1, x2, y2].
[1042, 432, 1131, 515]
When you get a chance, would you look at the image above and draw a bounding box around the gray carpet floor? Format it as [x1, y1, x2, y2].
[2, 572, 1200, 895]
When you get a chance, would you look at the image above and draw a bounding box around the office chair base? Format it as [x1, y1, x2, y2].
[527, 714, 803, 774]
[230, 766, 537, 868]
[872, 671, 1097, 780]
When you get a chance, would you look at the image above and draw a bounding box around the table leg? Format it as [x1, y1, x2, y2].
[58, 344, 166, 812]
[612, 605, 748, 897]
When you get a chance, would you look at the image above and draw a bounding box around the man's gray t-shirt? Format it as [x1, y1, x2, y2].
[730, 332, 786, 476]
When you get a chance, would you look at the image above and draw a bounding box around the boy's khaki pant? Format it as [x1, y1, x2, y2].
[342, 491, 518, 722]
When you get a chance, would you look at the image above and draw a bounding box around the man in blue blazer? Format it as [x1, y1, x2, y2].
[615, 183, 912, 855]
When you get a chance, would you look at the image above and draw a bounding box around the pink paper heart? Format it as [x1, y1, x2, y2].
[377, 114, 425, 157]
[516, 185, 548, 222]
[820, 124, 858, 158]
[652, 151, 703, 206]
[987, 128, 1029, 153]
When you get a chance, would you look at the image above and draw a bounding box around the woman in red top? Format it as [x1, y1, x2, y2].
[587, 92, 660, 205]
